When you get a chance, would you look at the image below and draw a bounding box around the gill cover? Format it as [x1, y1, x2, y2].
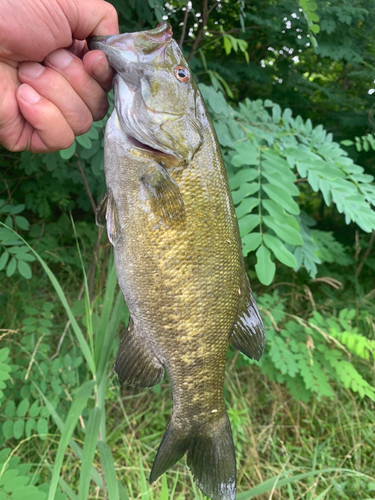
[89, 23, 202, 161]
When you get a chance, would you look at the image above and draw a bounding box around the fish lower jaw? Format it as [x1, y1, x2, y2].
[126, 133, 182, 164]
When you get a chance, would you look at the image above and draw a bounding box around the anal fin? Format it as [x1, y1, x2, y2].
[96, 189, 122, 246]
[141, 167, 185, 227]
[114, 318, 164, 388]
[231, 274, 265, 361]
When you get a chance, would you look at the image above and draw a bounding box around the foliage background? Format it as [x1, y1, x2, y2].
[1, 0, 375, 499]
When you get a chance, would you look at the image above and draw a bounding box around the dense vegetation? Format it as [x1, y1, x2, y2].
[1, 1, 375, 499]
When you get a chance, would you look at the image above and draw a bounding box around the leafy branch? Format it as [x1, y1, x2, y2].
[200, 85, 375, 284]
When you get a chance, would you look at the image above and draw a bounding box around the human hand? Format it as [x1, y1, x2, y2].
[0, 0, 118, 153]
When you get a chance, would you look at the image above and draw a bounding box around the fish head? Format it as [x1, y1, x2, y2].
[88, 23, 202, 162]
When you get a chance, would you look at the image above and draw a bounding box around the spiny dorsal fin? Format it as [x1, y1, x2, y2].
[95, 190, 122, 246]
[115, 318, 164, 388]
[141, 167, 186, 227]
[230, 274, 265, 361]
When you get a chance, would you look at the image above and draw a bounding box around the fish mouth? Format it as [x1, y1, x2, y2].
[87, 22, 173, 64]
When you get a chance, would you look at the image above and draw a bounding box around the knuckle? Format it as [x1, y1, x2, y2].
[58, 133, 75, 152]
[74, 114, 93, 136]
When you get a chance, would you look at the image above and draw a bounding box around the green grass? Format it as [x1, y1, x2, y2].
[1, 232, 375, 500]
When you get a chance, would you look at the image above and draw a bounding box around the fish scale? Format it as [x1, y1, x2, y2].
[89, 21, 265, 500]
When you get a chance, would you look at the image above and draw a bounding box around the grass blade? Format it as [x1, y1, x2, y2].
[96, 290, 126, 384]
[70, 214, 94, 359]
[237, 468, 371, 499]
[160, 475, 168, 500]
[118, 482, 130, 500]
[78, 406, 102, 500]
[36, 383, 103, 489]
[139, 457, 153, 499]
[98, 440, 119, 500]
[0, 223, 95, 376]
[314, 485, 333, 499]
[95, 262, 117, 366]
[46, 379, 96, 500]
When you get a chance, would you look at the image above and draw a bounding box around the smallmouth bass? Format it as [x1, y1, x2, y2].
[89, 22, 265, 500]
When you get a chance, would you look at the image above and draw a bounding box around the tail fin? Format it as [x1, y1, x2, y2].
[149, 413, 236, 500]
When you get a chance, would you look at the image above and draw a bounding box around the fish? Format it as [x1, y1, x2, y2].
[88, 22, 265, 500]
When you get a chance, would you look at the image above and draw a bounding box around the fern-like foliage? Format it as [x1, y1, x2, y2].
[200, 85, 375, 284]
[250, 293, 375, 402]
[0, 447, 68, 500]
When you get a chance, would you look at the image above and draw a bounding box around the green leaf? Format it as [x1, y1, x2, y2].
[5, 400, 16, 417]
[242, 232, 262, 256]
[262, 184, 300, 215]
[76, 133, 92, 149]
[37, 418, 48, 439]
[231, 142, 258, 167]
[232, 182, 259, 205]
[78, 407, 102, 500]
[6, 204, 25, 215]
[223, 35, 231, 55]
[229, 168, 258, 190]
[17, 260, 32, 279]
[16, 398, 30, 417]
[263, 216, 303, 245]
[263, 234, 297, 267]
[340, 139, 354, 146]
[262, 199, 300, 230]
[238, 214, 261, 237]
[26, 418, 36, 438]
[15, 216, 30, 231]
[16, 252, 36, 262]
[0, 347, 10, 362]
[0, 251, 9, 271]
[255, 245, 275, 285]
[235, 198, 260, 219]
[2, 420, 13, 439]
[6, 257, 16, 277]
[60, 141, 76, 160]
[47, 380, 95, 500]
[262, 171, 299, 196]
[98, 441, 119, 500]
[13, 419, 25, 439]
[272, 104, 281, 124]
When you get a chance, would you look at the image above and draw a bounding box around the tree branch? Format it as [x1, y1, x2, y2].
[75, 154, 96, 215]
[187, 0, 210, 62]
[356, 230, 375, 278]
[179, 1, 190, 48]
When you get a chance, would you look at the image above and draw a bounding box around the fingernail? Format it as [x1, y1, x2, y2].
[19, 84, 41, 104]
[91, 54, 111, 80]
[46, 49, 73, 69]
[19, 62, 44, 78]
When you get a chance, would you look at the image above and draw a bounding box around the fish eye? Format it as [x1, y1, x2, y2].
[174, 65, 190, 83]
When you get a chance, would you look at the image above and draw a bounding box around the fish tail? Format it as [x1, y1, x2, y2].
[149, 411, 236, 500]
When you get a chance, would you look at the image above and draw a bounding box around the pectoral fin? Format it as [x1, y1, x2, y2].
[115, 317, 164, 388]
[96, 190, 122, 246]
[141, 167, 186, 227]
[230, 274, 265, 361]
